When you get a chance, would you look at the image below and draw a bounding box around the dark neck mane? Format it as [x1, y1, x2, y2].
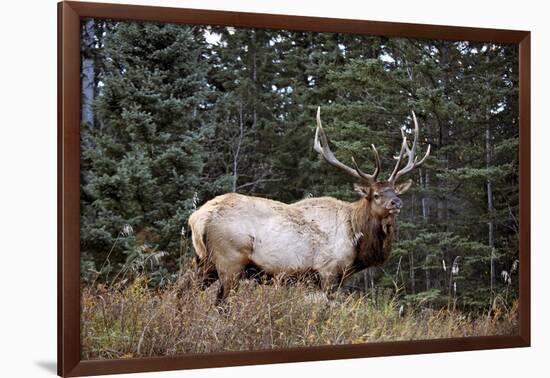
[350, 199, 395, 272]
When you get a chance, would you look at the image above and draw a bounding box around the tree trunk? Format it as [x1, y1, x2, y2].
[253, 51, 258, 130]
[425, 255, 431, 291]
[232, 103, 245, 192]
[252, 37, 258, 130]
[409, 250, 415, 294]
[420, 169, 430, 291]
[81, 19, 95, 127]
[486, 123, 495, 304]
[436, 43, 450, 224]
[421, 169, 429, 221]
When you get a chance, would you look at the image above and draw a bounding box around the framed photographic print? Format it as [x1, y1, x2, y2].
[58, 1, 530, 376]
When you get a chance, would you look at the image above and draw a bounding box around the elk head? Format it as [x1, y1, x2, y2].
[314, 107, 430, 219]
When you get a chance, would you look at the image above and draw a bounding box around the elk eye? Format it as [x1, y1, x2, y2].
[373, 193, 380, 200]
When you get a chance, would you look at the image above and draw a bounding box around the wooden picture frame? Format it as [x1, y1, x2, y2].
[58, 1, 531, 376]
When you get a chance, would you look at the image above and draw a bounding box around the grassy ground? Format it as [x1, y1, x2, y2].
[81, 272, 518, 360]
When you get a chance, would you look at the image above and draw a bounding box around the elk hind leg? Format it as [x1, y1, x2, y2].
[194, 255, 219, 290]
[214, 254, 247, 305]
[208, 227, 252, 305]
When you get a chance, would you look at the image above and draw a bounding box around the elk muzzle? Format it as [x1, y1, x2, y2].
[387, 197, 402, 214]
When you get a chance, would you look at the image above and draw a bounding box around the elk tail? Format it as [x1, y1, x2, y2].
[188, 210, 209, 261]
[188, 210, 220, 289]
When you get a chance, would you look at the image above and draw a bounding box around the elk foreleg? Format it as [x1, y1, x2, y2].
[319, 271, 342, 296]
[319, 271, 344, 300]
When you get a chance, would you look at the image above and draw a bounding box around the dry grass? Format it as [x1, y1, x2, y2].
[81, 272, 518, 360]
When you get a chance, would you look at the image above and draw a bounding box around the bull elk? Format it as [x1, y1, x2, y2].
[189, 107, 430, 302]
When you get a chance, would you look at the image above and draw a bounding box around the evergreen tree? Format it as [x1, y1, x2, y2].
[79, 21, 519, 309]
[203, 27, 286, 198]
[81, 22, 212, 276]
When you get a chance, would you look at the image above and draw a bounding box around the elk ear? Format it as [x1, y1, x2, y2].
[395, 179, 412, 194]
[354, 184, 371, 198]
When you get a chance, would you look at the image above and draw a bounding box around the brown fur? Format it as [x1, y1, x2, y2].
[350, 199, 395, 272]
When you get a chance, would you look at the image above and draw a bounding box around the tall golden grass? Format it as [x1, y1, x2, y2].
[81, 270, 518, 360]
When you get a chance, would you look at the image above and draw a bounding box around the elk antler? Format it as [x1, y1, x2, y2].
[388, 111, 431, 184]
[314, 107, 381, 184]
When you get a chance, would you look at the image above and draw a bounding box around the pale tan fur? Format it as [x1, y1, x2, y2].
[189, 193, 372, 300]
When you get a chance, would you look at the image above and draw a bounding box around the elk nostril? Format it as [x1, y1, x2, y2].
[392, 199, 402, 208]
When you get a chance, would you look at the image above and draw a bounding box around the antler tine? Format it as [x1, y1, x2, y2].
[371, 144, 382, 178]
[314, 107, 379, 184]
[410, 110, 419, 158]
[388, 111, 431, 184]
[388, 137, 407, 182]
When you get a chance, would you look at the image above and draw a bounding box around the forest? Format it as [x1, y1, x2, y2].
[79, 18, 520, 358]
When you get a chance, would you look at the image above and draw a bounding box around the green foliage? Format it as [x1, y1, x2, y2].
[80, 20, 519, 311]
[81, 21, 211, 272]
